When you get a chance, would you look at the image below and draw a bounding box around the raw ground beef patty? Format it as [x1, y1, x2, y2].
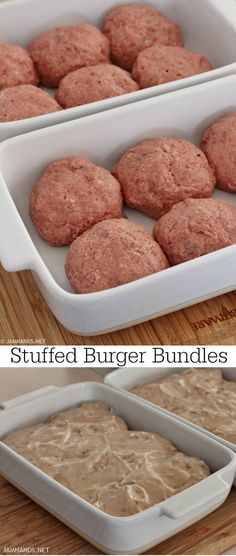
[201, 111, 236, 193]
[0, 85, 61, 122]
[55, 63, 139, 108]
[65, 218, 169, 293]
[28, 24, 110, 87]
[153, 198, 236, 265]
[0, 43, 38, 90]
[29, 156, 122, 246]
[112, 137, 216, 219]
[132, 44, 213, 88]
[103, 3, 183, 71]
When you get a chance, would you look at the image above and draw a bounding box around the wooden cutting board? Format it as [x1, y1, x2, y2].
[0, 473, 235, 555]
[1, 266, 236, 344]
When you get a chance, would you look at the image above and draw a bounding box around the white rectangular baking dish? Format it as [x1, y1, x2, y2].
[105, 368, 236, 478]
[1, 0, 236, 141]
[1, 75, 236, 335]
[0, 382, 235, 554]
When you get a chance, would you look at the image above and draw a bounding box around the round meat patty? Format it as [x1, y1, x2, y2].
[132, 44, 212, 88]
[112, 137, 216, 219]
[153, 198, 236, 265]
[29, 157, 123, 246]
[65, 218, 169, 293]
[28, 24, 110, 87]
[103, 3, 183, 71]
[0, 43, 38, 90]
[201, 111, 236, 193]
[0, 85, 62, 122]
[55, 63, 139, 108]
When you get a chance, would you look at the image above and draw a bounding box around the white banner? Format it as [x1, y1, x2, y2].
[0, 345, 235, 368]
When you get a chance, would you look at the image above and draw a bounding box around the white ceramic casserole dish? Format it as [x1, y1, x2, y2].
[0, 382, 235, 554]
[1, 0, 236, 140]
[1, 75, 236, 335]
[105, 368, 236, 483]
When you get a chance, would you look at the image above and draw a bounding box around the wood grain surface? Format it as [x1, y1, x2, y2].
[0, 473, 235, 555]
[1, 266, 236, 344]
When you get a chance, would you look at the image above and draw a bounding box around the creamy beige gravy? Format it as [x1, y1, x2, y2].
[3, 401, 210, 516]
[132, 369, 236, 443]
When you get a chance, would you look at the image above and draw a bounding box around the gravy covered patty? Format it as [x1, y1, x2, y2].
[132, 369, 236, 443]
[103, 3, 183, 70]
[3, 401, 210, 516]
[29, 156, 122, 246]
[113, 137, 216, 219]
[65, 218, 169, 293]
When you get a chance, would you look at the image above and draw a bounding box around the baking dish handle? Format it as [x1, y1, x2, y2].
[160, 474, 230, 519]
[0, 178, 37, 271]
[0, 386, 60, 410]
